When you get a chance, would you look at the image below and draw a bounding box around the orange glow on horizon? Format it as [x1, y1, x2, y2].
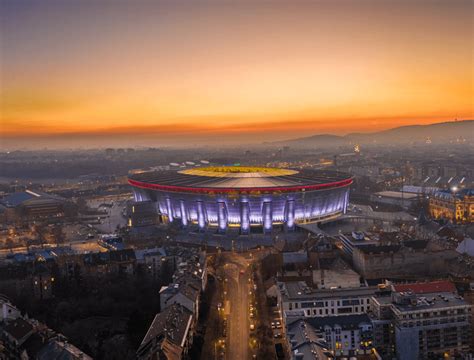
[1, 1, 472, 146]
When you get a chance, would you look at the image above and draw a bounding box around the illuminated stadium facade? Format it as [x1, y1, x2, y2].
[128, 167, 353, 233]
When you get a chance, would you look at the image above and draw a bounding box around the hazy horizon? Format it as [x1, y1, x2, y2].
[0, 118, 471, 150]
[1, 0, 473, 149]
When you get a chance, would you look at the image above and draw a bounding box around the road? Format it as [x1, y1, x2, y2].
[86, 198, 128, 233]
[219, 253, 253, 360]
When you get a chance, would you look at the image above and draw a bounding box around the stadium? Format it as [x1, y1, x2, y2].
[128, 166, 353, 233]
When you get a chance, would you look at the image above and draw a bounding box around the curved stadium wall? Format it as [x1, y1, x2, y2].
[128, 167, 352, 233]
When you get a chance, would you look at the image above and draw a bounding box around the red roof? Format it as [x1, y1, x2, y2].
[393, 281, 456, 294]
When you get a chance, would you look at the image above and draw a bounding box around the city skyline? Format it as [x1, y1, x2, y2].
[1, 0, 473, 148]
[0, 3, 473, 359]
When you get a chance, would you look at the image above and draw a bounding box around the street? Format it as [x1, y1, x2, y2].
[86, 197, 128, 233]
[216, 252, 255, 360]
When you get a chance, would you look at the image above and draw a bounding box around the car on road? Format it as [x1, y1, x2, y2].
[222, 319, 227, 337]
[250, 323, 255, 332]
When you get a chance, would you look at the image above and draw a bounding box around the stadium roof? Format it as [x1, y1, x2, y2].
[128, 167, 352, 193]
[0, 190, 65, 208]
[1, 192, 36, 207]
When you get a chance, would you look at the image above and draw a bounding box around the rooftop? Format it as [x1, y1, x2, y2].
[282, 251, 308, 264]
[128, 168, 352, 192]
[36, 339, 93, 360]
[338, 232, 379, 247]
[356, 240, 428, 255]
[393, 280, 456, 294]
[307, 313, 372, 331]
[392, 292, 468, 312]
[161, 279, 201, 305]
[374, 287, 469, 313]
[279, 281, 376, 301]
[0, 190, 65, 208]
[434, 188, 474, 200]
[286, 319, 329, 359]
[3, 318, 34, 344]
[374, 191, 419, 200]
[139, 304, 193, 352]
[134, 247, 167, 261]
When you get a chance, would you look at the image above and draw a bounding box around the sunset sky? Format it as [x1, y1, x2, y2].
[1, 0, 473, 148]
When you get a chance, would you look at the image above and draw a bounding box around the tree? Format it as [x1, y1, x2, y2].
[33, 223, 48, 248]
[51, 225, 66, 246]
[5, 237, 14, 252]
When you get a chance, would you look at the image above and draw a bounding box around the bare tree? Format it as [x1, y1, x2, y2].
[33, 222, 48, 248]
[52, 225, 66, 247]
[5, 237, 14, 252]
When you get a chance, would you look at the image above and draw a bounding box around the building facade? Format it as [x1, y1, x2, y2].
[369, 281, 472, 360]
[277, 281, 376, 319]
[129, 167, 352, 233]
[286, 315, 375, 359]
[430, 189, 474, 223]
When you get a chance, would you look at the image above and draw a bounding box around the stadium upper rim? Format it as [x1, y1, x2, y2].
[128, 167, 353, 194]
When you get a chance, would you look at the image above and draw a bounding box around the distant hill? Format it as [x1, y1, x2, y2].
[272, 120, 473, 148]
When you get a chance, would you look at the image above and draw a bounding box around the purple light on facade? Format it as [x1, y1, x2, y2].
[217, 201, 227, 231]
[285, 199, 295, 229]
[197, 201, 205, 229]
[262, 201, 272, 232]
[180, 199, 187, 226]
[343, 190, 349, 214]
[166, 197, 173, 221]
[130, 172, 352, 231]
[240, 201, 250, 233]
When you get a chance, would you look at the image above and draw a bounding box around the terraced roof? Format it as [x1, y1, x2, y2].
[128, 167, 352, 193]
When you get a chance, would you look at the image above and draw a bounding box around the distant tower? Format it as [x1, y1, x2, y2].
[354, 144, 360, 154]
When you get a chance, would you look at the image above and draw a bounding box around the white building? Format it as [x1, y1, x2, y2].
[277, 281, 376, 319]
[370, 281, 472, 360]
[0, 295, 21, 322]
